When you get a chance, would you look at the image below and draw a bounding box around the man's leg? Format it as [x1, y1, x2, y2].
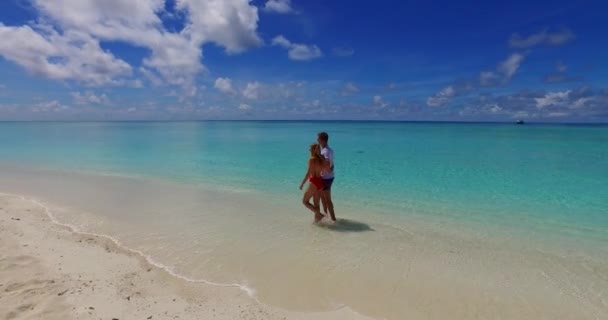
[320, 191, 329, 214]
[321, 178, 336, 221]
[325, 190, 336, 221]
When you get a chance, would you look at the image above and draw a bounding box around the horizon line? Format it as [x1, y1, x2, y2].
[1, 119, 607, 125]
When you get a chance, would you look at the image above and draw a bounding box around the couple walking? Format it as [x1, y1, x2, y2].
[299, 132, 336, 222]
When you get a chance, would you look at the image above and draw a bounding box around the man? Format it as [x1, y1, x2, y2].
[317, 131, 336, 221]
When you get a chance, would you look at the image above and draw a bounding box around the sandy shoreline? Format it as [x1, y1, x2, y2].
[2, 183, 607, 320]
[0, 194, 371, 320]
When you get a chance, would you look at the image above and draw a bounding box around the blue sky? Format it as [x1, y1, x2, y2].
[0, 0, 606, 121]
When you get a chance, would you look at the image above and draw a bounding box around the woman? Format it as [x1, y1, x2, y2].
[299, 143, 327, 222]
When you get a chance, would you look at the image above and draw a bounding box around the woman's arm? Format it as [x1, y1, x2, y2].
[299, 160, 311, 190]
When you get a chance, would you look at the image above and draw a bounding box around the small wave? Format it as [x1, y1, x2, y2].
[0, 192, 257, 298]
[0, 191, 377, 319]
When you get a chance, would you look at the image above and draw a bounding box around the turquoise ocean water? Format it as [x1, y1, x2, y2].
[1, 121, 608, 319]
[1, 121, 607, 236]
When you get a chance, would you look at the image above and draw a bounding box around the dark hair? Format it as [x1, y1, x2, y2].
[317, 131, 329, 142]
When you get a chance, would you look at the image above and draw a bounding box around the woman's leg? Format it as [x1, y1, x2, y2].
[313, 192, 322, 217]
[302, 184, 323, 221]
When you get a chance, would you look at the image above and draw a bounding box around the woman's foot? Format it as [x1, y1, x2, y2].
[314, 212, 325, 222]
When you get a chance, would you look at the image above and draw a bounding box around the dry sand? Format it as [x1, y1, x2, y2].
[0, 194, 372, 320]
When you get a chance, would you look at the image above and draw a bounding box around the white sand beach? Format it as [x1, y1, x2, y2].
[0, 194, 372, 320]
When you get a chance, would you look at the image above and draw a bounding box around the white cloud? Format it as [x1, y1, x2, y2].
[130, 79, 144, 88]
[489, 104, 503, 114]
[373, 95, 389, 108]
[181, 85, 197, 100]
[573, 97, 593, 108]
[535, 90, 571, 109]
[29, 0, 197, 86]
[214, 77, 236, 94]
[238, 103, 252, 110]
[31, 100, 69, 113]
[426, 85, 455, 107]
[456, 86, 608, 120]
[289, 44, 322, 60]
[271, 35, 291, 47]
[139, 67, 163, 86]
[71, 91, 110, 105]
[341, 82, 359, 96]
[312, 99, 320, 107]
[242, 81, 261, 99]
[272, 35, 322, 61]
[0, 0, 263, 89]
[176, 0, 262, 54]
[0, 24, 132, 86]
[509, 29, 575, 48]
[263, 0, 294, 14]
[479, 53, 525, 86]
[498, 53, 525, 81]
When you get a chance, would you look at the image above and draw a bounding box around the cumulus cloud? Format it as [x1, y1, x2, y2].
[457, 86, 607, 120]
[238, 103, 252, 110]
[535, 90, 571, 109]
[509, 28, 575, 48]
[0, 23, 132, 86]
[242, 81, 261, 99]
[0, 0, 263, 89]
[71, 91, 110, 105]
[139, 67, 163, 86]
[176, 0, 262, 54]
[129, 79, 144, 88]
[427, 85, 456, 107]
[272, 35, 322, 61]
[214, 77, 236, 94]
[263, 0, 294, 14]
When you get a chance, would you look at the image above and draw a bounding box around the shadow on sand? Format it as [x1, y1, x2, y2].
[316, 218, 375, 232]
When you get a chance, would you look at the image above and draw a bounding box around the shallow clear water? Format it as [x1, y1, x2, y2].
[1, 121, 607, 319]
[1, 121, 607, 234]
